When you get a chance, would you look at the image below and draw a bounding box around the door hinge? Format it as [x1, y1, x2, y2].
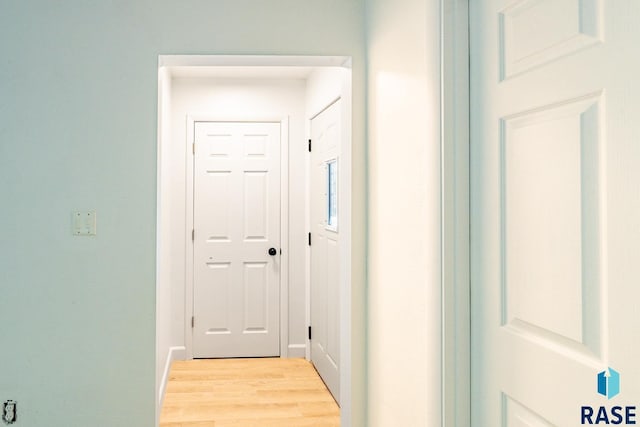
[308, 139, 312, 152]
[308, 326, 312, 340]
[191, 316, 195, 328]
[192, 229, 195, 241]
[308, 232, 311, 246]
[192, 143, 195, 155]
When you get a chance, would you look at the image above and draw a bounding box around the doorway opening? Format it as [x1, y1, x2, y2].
[155, 55, 355, 426]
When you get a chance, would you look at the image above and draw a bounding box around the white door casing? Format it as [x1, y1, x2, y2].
[310, 99, 341, 402]
[471, 0, 640, 425]
[192, 121, 281, 358]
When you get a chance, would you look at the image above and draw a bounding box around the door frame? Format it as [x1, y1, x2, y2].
[156, 55, 359, 427]
[440, 0, 471, 426]
[184, 114, 290, 359]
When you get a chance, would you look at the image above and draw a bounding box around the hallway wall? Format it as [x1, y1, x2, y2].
[0, 0, 449, 425]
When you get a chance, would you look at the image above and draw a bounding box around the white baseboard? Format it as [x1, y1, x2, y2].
[159, 346, 187, 407]
[287, 344, 307, 358]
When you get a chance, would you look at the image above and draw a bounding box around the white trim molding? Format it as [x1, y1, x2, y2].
[287, 344, 307, 358]
[441, 0, 471, 426]
[159, 55, 351, 68]
[158, 346, 186, 408]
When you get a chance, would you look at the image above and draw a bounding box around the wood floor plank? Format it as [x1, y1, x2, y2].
[160, 358, 339, 427]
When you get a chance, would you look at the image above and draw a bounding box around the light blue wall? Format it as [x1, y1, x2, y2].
[0, 2, 365, 425]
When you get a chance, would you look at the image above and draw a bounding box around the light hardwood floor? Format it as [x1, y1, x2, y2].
[160, 358, 340, 427]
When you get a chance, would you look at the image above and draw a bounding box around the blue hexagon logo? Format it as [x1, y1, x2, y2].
[597, 367, 620, 399]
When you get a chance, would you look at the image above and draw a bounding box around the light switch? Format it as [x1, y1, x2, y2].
[72, 211, 96, 236]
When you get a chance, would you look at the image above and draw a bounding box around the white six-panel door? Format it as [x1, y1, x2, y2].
[192, 121, 281, 358]
[471, 0, 640, 424]
[310, 100, 341, 402]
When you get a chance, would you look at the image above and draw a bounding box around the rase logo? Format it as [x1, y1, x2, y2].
[581, 368, 636, 425]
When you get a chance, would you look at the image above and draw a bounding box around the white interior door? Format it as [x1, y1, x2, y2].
[192, 121, 281, 358]
[471, 0, 640, 424]
[310, 100, 341, 402]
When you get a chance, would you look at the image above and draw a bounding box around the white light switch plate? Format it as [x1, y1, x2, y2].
[72, 211, 96, 236]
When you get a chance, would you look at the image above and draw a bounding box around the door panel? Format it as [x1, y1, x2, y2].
[499, 0, 601, 79]
[471, 0, 640, 424]
[243, 171, 269, 240]
[193, 121, 281, 358]
[310, 100, 341, 402]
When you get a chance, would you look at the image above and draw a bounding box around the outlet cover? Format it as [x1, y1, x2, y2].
[2, 400, 16, 424]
